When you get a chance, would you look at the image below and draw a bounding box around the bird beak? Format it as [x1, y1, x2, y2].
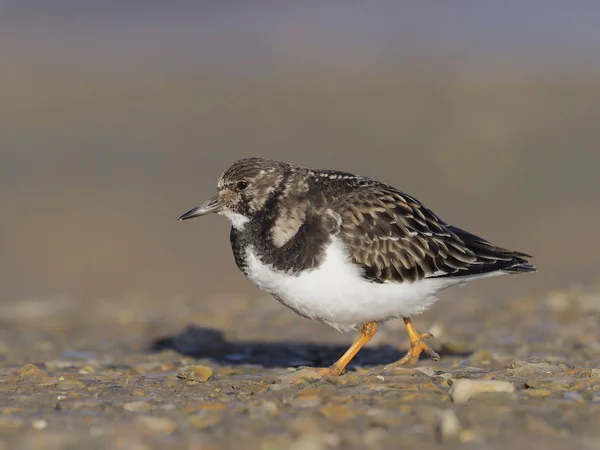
[178, 194, 222, 221]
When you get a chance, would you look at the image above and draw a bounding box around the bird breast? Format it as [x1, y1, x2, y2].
[241, 237, 458, 331]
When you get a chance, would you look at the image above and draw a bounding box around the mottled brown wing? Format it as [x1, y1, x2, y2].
[332, 185, 534, 283]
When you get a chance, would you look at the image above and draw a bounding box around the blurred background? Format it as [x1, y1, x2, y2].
[1, 2, 599, 329]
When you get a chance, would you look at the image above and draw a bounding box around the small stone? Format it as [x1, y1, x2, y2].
[188, 413, 224, 430]
[259, 401, 279, 416]
[123, 401, 152, 413]
[435, 409, 462, 442]
[449, 379, 515, 403]
[78, 364, 97, 374]
[524, 388, 552, 398]
[320, 405, 359, 422]
[415, 366, 437, 377]
[451, 367, 488, 380]
[31, 419, 48, 430]
[44, 360, 77, 370]
[129, 388, 147, 397]
[199, 402, 227, 412]
[134, 416, 177, 434]
[295, 388, 322, 397]
[563, 392, 584, 402]
[177, 365, 212, 383]
[505, 360, 560, 380]
[56, 379, 87, 391]
[290, 395, 321, 408]
[288, 416, 324, 434]
[590, 368, 600, 378]
[525, 375, 575, 390]
[470, 350, 495, 364]
[289, 433, 340, 450]
[36, 380, 59, 387]
[159, 403, 177, 412]
[19, 364, 49, 380]
[277, 368, 324, 384]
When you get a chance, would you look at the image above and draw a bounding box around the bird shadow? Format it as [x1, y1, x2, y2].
[149, 325, 470, 369]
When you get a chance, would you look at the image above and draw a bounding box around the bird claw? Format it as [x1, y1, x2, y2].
[295, 364, 345, 378]
[386, 332, 440, 368]
[316, 364, 345, 378]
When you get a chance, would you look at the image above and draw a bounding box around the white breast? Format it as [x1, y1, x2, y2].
[243, 237, 464, 332]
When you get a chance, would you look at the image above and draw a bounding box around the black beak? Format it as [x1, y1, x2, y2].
[178, 194, 222, 221]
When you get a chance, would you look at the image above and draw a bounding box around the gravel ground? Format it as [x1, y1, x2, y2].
[1, 285, 600, 450]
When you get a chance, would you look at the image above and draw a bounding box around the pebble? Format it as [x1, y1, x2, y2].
[523, 388, 553, 398]
[31, 419, 48, 430]
[44, 361, 78, 370]
[177, 365, 213, 383]
[563, 392, 584, 402]
[505, 360, 561, 380]
[276, 368, 324, 384]
[188, 413, 224, 430]
[134, 416, 177, 434]
[288, 433, 341, 450]
[449, 379, 515, 403]
[469, 350, 495, 364]
[19, 364, 49, 380]
[290, 395, 321, 408]
[435, 409, 462, 442]
[525, 375, 575, 390]
[320, 404, 359, 422]
[123, 401, 152, 413]
[56, 379, 87, 391]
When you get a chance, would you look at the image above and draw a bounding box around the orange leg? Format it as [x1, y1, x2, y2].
[316, 321, 378, 377]
[388, 318, 440, 367]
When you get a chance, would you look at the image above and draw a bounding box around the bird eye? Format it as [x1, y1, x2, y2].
[237, 181, 249, 190]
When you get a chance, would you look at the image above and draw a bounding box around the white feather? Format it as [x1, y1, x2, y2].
[242, 237, 500, 332]
[220, 211, 250, 230]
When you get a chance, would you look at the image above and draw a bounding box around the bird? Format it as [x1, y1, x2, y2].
[179, 157, 535, 376]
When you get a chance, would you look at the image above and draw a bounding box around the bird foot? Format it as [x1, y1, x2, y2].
[294, 364, 345, 379]
[386, 332, 440, 368]
[311, 364, 345, 378]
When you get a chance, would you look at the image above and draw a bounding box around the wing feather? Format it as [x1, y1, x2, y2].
[330, 183, 535, 283]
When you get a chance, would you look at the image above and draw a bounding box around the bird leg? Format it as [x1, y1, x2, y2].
[387, 317, 439, 367]
[315, 321, 378, 377]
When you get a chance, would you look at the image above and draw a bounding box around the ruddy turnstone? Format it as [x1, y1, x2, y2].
[179, 158, 535, 376]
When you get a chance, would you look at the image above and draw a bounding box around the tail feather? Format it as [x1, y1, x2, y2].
[445, 225, 536, 276]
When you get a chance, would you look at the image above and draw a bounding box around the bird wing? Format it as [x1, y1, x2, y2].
[330, 184, 534, 283]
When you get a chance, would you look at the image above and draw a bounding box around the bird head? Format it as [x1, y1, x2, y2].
[178, 158, 288, 228]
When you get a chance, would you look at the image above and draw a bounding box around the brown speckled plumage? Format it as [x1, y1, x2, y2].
[179, 157, 536, 372]
[206, 157, 535, 283]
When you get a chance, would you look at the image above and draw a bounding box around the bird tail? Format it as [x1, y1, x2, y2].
[447, 225, 537, 275]
[500, 255, 537, 274]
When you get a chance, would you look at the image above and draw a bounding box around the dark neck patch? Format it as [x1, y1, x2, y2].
[229, 171, 333, 275]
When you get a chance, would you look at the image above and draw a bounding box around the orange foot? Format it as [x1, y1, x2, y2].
[297, 322, 379, 378]
[386, 318, 440, 368]
[315, 364, 345, 378]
